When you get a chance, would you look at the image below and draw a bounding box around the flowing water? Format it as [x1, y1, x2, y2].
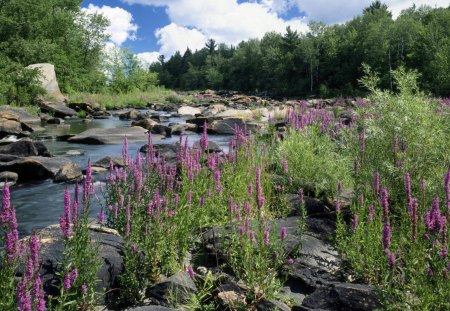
[10, 112, 231, 236]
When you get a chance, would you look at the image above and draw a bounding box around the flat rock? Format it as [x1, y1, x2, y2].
[146, 272, 197, 306]
[178, 106, 202, 116]
[93, 156, 126, 169]
[119, 109, 147, 121]
[39, 101, 76, 118]
[0, 106, 41, 123]
[169, 123, 197, 135]
[192, 141, 222, 153]
[215, 109, 253, 119]
[67, 127, 160, 145]
[209, 118, 245, 135]
[0, 118, 23, 137]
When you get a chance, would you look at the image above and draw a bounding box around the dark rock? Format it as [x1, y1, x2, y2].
[23, 224, 125, 305]
[0, 118, 23, 138]
[53, 162, 83, 183]
[139, 143, 180, 161]
[301, 283, 381, 311]
[125, 306, 180, 311]
[150, 114, 170, 122]
[285, 194, 333, 218]
[67, 127, 160, 145]
[256, 299, 291, 311]
[186, 117, 221, 127]
[39, 101, 77, 118]
[0, 155, 79, 182]
[285, 263, 338, 295]
[93, 111, 111, 119]
[132, 119, 172, 137]
[0, 140, 51, 157]
[68, 102, 96, 114]
[46, 117, 63, 124]
[146, 272, 197, 306]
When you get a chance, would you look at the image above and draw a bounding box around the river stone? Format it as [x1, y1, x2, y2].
[0, 118, 23, 138]
[93, 156, 125, 169]
[66, 150, 85, 156]
[93, 111, 112, 119]
[53, 162, 83, 183]
[23, 223, 125, 304]
[0, 171, 19, 188]
[0, 140, 51, 157]
[145, 272, 198, 306]
[169, 123, 197, 135]
[67, 127, 160, 145]
[139, 143, 179, 161]
[39, 101, 77, 118]
[256, 299, 291, 311]
[132, 118, 160, 129]
[177, 106, 202, 116]
[215, 109, 253, 119]
[26, 63, 65, 102]
[192, 140, 222, 153]
[209, 118, 245, 135]
[0, 155, 79, 182]
[119, 109, 147, 121]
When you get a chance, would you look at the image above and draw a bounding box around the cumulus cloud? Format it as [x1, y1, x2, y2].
[155, 23, 207, 57]
[83, 4, 138, 46]
[136, 51, 161, 66]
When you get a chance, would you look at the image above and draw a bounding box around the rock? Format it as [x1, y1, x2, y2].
[65, 150, 85, 156]
[22, 223, 125, 304]
[132, 118, 160, 129]
[256, 299, 291, 311]
[0, 155, 79, 182]
[0, 171, 19, 188]
[146, 272, 197, 306]
[216, 291, 246, 309]
[119, 109, 146, 121]
[285, 194, 333, 218]
[209, 118, 245, 135]
[215, 109, 253, 119]
[67, 127, 159, 145]
[0, 118, 23, 138]
[39, 101, 77, 118]
[0, 106, 41, 123]
[93, 111, 111, 119]
[0, 112, 20, 122]
[132, 119, 172, 137]
[170, 123, 197, 135]
[285, 263, 338, 295]
[0, 140, 51, 157]
[301, 283, 381, 311]
[203, 104, 227, 116]
[150, 114, 170, 122]
[279, 286, 306, 306]
[54, 162, 83, 183]
[125, 307, 180, 311]
[68, 102, 96, 114]
[178, 106, 202, 116]
[93, 156, 126, 169]
[192, 141, 222, 153]
[26, 63, 65, 102]
[186, 116, 220, 127]
[140, 143, 179, 162]
[46, 117, 63, 124]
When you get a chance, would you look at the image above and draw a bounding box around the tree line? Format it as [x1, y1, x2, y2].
[151, 2, 450, 97]
[0, 1, 449, 107]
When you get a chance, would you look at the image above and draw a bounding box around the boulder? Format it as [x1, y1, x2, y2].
[215, 109, 253, 119]
[131, 120, 172, 137]
[0, 171, 18, 188]
[22, 223, 125, 304]
[146, 272, 198, 306]
[192, 141, 222, 153]
[67, 127, 160, 145]
[139, 143, 179, 162]
[300, 283, 381, 311]
[170, 123, 197, 135]
[119, 109, 146, 121]
[26, 63, 65, 102]
[46, 117, 63, 124]
[177, 106, 202, 116]
[0, 155, 80, 182]
[68, 102, 96, 114]
[125, 306, 180, 311]
[93, 156, 126, 169]
[0, 118, 23, 138]
[53, 162, 83, 183]
[209, 118, 245, 135]
[0, 106, 41, 123]
[256, 299, 291, 311]
[39, 101, 77, 118]
[0, 140, 51, 157]
[132, 118, 160, 129]
[93, 111, 111, 119]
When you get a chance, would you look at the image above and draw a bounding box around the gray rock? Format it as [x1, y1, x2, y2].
[0, 106, 41, 123]
[39, 101, 77, 118]
[93, 156, 125, 169]
[209, 118, 245, 135]
[215, 109, 253, 119]
[125, 307, 180, 311]
[46, 117, 63, 124]
[132, 118, 160, 129]
[256, 299, 291, 311]
[139, 143, 179, 161]
[67, 127, 160, 145]
[192, 141, 222, 153]
[0, 155, 79, 182]
[178, 106, 202, 116]
[0, 171, 19, 188]
[0, 141, 51, 157]
[65, 150, 85, 156]
[146, 272, 198, 306]
[93, 111, 111, 119]
[170, 123, 197, 135]
[0, 118, 23, 138]
[53, 162, 83, 183]
[119, 109, 146, 121]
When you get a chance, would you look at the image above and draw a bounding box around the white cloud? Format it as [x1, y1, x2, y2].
[83, 4, 138, 46]
[155, 23, 207, 57]
[136, 51, 161, 66]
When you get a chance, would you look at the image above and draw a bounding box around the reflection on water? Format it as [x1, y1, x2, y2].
[12, 114, 231, 236]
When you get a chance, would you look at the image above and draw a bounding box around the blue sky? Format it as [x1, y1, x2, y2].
[81, 0, 449, 65]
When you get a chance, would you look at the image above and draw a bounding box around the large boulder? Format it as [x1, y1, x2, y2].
[0, 171, 18, 188]
[0, 155, 81, 182]
[215, 109, 253, 119]
[209, 118, 245, 135]
[67, 127, 160, 145]
[53, 162, 83, 183]
[0, 106, 41, 123]
[26, 63, 65, 102]
[145, 272, 198, 306]
[0, 140, 51, 157]
[119, 109, 147, 121]
[0, 118, 23, 138]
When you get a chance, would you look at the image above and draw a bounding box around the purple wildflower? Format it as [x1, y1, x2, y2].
[352, 213, 358, 233]
[368, 204, 374, 222]
[382, 222, 391, 248]
[1, 182, 11, 223]
[374, 172, 380, 197]
[281, 227, 287, 240]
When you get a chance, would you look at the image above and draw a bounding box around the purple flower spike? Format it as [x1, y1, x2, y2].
[1, 182, 11, 224]
[352, 214, 358, 233]
[281, 227, 287, 240]
[382, 222, 391, 248]
[374, 172, 380, 197]
[187, 266, 195, 279]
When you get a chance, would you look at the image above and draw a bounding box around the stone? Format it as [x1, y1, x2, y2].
[178, 106, 202, 116]
[170, 123, 197, 135]
[132, 118, 160, 129]
[93, 156, 126, 169]
[0, 171, 19, 188]
[132, 120, 172, 137]
[119, 109, 146, 121]
[46, 117, 63, 124]
[67, 127, 160, 145]
[53, 162, 83, 183]
[146, 272, 198, 306]
[301, 283, 382, 311]
[139, 143, 180, 161]
[209, 118, 245, 135]
[0, 106, 41, 123]
[192, 141, 222, 153]
[215, 109, 253, 119]
[66, 150, 85, 156]
[0, 155, 79, 182]
[26, 63, 65, 102]
[21, 223, 125, 304]
[186, 116, 221, 127]
[256, 299, 291, 311]
[216, 291, 246, 309]
[125, 306, 180, 311]
[0, 118, 22, 138]
[39, 101, 77, 118]
[93, 111, 111, 119]
[0, 141, 51, 157]
[0, 112, 20, 122]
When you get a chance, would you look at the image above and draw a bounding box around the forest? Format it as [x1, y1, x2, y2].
[0, 1, 449, 103]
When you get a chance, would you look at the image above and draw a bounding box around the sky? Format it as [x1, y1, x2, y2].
[81, 0, 450, 65]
